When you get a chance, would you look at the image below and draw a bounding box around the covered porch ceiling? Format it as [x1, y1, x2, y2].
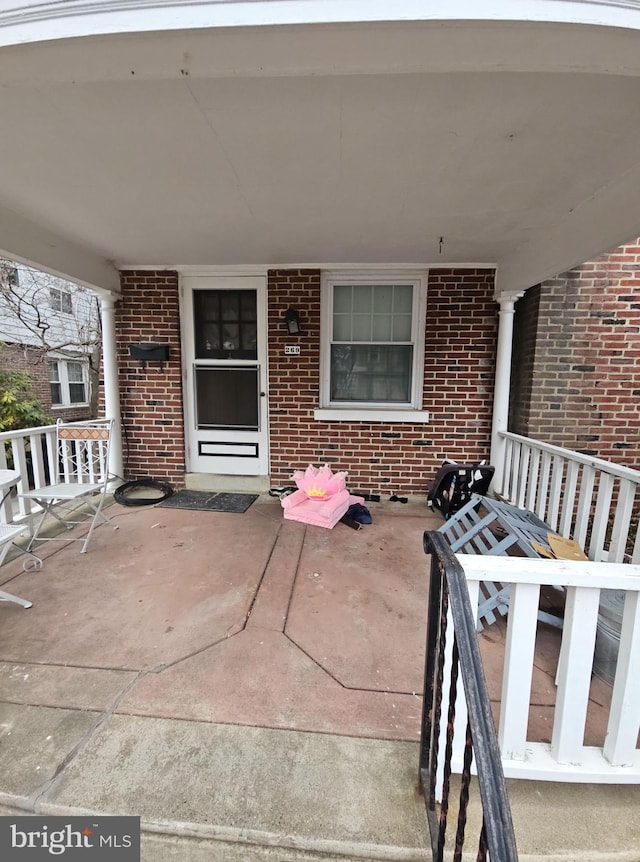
[1, 16, 640, 296]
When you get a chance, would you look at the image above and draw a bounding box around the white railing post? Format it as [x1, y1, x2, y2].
[551, 586, 600, 765]
[604, 591, 640, 767]
[499, 581, 540, 761]
[490, 293, 522, 492]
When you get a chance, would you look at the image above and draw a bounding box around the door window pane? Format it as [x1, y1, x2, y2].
[194, 290, 258, 360]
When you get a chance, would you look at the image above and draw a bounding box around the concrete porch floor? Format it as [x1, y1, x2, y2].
[0, 495, 638, 860]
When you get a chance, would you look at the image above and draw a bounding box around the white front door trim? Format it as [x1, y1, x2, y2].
[180, 273, 269, 477]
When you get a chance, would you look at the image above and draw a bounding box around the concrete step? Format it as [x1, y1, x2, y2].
[0, 705, 429, 861]
[184, 473, 272, 494]
[1, 704, 639, 861]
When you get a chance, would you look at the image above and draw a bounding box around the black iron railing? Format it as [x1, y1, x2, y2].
[420, 531, 518, 862]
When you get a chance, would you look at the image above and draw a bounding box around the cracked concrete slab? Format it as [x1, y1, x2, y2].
[0, 703, 100, 803]
[117, 627, 422, 739]
[0, 662, 138, 711]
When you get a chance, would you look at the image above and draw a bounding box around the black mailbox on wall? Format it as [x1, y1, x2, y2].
[130, 343, 170, 368]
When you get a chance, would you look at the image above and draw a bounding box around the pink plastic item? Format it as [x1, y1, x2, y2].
[281, 465, 364, 528]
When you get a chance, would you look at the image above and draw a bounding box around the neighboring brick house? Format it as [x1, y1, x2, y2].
[115, 268, 497, 495]
[0, 262, 100, 423]
[510, 239, 640, 471]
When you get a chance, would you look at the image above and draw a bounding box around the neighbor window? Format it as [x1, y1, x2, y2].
[49, 288, 73, 315]
[49, 360, 88, 406]
[319, 271, 427, 418]
[3, 265, 19, 287]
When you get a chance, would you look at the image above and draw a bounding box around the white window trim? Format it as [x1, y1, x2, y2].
[49, 358, 89, 408]
[317, 270, 429, 422]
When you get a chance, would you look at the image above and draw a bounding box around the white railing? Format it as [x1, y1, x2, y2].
[0, 420, 112, 525]
[448, 555, 640, 783]
[0, 423, 58, 523]
[497, 432, 640, 564]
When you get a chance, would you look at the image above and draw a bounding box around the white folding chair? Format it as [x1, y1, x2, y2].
[20, 418, 117, 554]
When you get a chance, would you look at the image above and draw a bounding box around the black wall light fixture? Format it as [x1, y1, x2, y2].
[284, 307, 303, 335]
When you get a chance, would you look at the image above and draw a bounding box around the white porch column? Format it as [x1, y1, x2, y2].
[490, 292, 522, 490]
[100, 296, 123, 481]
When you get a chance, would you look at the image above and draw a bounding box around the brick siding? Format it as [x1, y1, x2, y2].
[511, 240, 640, 469]
[267, 268, 497, 496]
[115, 268, 497, 494]
[510, 285, 540, 435]
[115, 271, 185, 485]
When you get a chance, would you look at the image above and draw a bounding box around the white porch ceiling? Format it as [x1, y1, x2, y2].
[1, 18, 640, 295]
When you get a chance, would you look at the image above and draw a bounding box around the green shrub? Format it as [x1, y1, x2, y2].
[0, 369, 51, 432]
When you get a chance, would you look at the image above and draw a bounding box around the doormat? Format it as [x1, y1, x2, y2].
[156, 490, 259, 513]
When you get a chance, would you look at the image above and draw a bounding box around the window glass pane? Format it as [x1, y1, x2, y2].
[202, 323, 221, 351]
[67, 362, 84, 382]
[222, 324, 239, 351]
[373, 285, 393, 313]
[352, 314, 371, 341]
[199, 293, 219, 317]
[372, 315, 392, 341]
[240, 292, 257, 320]
[241, 323, 257, 352]
[330, 345, 412, 403]
[333, 285, 352, 314]
[61, 293, 72, 314]
[48, 361, 60, 382]
[50, 383, 62, 405]
[333, 315, 351, 341]
[353, 284, 372, 313]
[221, 294, 239, 321]
[69, 383, 86, 404]
[391, 314, 412, 341]
[393, 285, 413, 313]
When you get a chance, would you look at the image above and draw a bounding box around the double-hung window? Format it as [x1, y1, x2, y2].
[49, 360, 88, 407]
[317, 271, 428, 421]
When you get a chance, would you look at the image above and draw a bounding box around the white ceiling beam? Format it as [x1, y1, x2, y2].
[0, 205, 121, 296]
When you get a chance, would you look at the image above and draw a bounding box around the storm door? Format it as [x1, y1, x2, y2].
[183, 276, 268, 475]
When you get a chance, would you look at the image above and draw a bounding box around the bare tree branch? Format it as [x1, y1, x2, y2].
[0, 260, 101, 359]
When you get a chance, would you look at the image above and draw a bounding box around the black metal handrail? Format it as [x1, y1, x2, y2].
[420, 531, 518, 861]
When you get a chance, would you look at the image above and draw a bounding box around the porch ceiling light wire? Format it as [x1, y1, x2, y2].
[113, 478, 174, 507]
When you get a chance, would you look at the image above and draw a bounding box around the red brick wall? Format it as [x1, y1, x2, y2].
[113, 268, 496, 494]
[0, 343, 90, 423]
[509, 285, 540, 435]
[267, 268, 497, 496]
[512, 241, 640, 468]
[116, 271, 185, 485]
